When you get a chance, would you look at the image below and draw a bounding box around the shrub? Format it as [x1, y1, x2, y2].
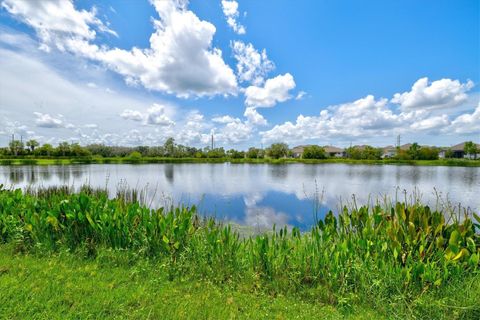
[302, 145, 326, 159]
[128, 151, 142, 160]
[267, 143, 289, 159]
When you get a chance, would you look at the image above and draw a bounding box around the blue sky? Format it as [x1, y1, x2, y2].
[0, 0, 478, 149]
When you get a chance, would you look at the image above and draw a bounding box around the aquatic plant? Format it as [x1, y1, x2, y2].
[0, 185, 478, 317]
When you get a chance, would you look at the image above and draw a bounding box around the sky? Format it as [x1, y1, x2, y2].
[0, 0, 478, 149]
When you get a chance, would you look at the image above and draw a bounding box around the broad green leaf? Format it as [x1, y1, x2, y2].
[162, 235, 169, 244]
[470, 253, 479, 265]
[448, 230, 460, 246]
[473, 213, 480, 224]
[452, 250, 463, 261]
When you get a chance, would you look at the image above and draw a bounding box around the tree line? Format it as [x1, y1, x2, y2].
[1, 138, 478, 160]
[2, 138, 261, 159]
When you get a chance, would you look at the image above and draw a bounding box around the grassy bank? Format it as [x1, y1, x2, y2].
[0, 186, 479, 319]
[0, 244, 380, 319]
[0, 157, 479, 167]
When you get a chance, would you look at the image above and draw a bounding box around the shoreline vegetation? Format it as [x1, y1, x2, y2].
[2, 138, 479, 167]
[0, 186, 479, 319]
[1, 157, 480, 167]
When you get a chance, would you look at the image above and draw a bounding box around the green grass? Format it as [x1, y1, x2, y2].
[1, 246, 478, 320]
[0, 156, 479, 166]
[0, 244, 385, 319]
[0, 186, 479, 319]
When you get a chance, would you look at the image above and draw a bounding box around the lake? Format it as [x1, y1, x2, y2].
[1, 163, 479, 230]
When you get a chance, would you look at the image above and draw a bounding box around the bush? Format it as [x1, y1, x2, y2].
[0, 159, 13, 165]
[127, 151, 142, 162]
[206, 148, 225, 158]
[346, 146, 382, 160]
[129, 151, 142, 159]
[227, 149, 245, 159]
[267, 143, 289, 159]
[302, 145, 326, 159]
[246, 147, 260, 159]
[418, 147, 439, 160]
[19, 159, 38, 165]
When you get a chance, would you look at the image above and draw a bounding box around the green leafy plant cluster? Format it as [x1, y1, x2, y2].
[0, 185, 478, 317]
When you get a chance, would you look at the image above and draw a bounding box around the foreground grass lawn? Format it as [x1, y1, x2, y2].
[0, 245, 382, 320]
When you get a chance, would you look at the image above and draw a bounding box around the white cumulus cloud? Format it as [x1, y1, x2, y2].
[120, 109, 144, 122]
[121, 103, 174, 126]
[231, 40, 274, 85]
[244, 107, 267, 126]
[244, 73, 296, 108]
[296, 91, 307, 100]
[210, 108, 268, 145]
[391, 77, 474, 110]
[175, 110, 212, 145]
[145, 104, 175, 126]
[1, 0, 117, 52]
[216, 120, 253, 144]
[212, 115, 239, 124]
[33, 112, 64, 128]
[448, 103, 480, 134]
[260, 94, 460, 144]
[410, 114, 450, 131]
[3, 0, 238, 97]
[221, 0, 245, 34]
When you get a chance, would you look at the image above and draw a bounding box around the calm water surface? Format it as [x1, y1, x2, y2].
[1, 163, 479, 230]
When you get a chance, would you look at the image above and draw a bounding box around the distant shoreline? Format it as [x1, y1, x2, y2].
[1, 157, 479, 167]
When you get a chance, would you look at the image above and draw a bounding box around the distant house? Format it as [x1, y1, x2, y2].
[381, 146, 396, 158]
[324, 145, 345, 158]
[381, 143, 414, 158]
[291, 145, 308, 158]
[399, 143, 412, 151]
[439, 142, 480, 159]
[291, 145, 345, 158]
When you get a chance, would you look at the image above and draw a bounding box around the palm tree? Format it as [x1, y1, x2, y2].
[26, 139, 39, 152]
[42, 144, 54, 157]
[8, 140, 24, 156]
[57, 142, 70, 157]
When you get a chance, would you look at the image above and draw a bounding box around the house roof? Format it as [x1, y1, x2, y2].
[399, 143, 412, 151]
[291, 145, 311, 153]
[323, 145, 344, 153]
[383, 145, 396, 152]
[448, 142, 480, 152]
